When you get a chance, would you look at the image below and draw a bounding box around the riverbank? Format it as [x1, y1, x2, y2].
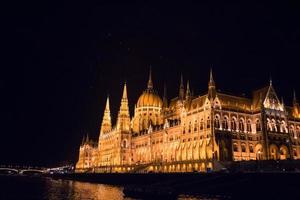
[48, 172, 300, 199]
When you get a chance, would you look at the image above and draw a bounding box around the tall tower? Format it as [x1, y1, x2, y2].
[208, 68, 216, 100]
[293, 90, 299, 118]
[179, 74, 185, 100]
[116, 82, 131, 131]
[186, 80, 191, 100]
[100, 96, 112, 134]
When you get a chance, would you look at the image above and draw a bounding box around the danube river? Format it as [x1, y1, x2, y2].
[0, 175, 225, 200]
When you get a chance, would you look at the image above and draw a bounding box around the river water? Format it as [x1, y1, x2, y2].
[0, 175, 225, 200]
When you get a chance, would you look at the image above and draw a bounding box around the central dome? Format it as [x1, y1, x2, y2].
[136, 68, 162, 108]
[137, 89, 163, 108]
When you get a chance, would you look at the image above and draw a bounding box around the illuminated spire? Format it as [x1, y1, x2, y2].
[100, 96, 112, 134]
[147, 66, 153, 89]
[269, 76, 272, 86]
[293, 90, 298, 104]
[209, 68, 215, 87]
[208, 67, 216, 100]
[186, 80, 191, 99]
[117, 82, 130, 131]
[179, 73, 185, 100]
[122, 82, 128, 99]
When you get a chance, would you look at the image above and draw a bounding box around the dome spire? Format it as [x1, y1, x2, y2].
[147, 66, 153, 89]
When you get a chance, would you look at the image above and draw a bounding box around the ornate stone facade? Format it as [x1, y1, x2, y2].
[76, 69, 300, 172]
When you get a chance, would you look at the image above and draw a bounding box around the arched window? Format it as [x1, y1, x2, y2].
[207, 116, 210, 129]
[231, 117, 237, 131]
[222, 116, 229, 130]
[271, 119, 277, 132]
[277, 120, 281, 133]
[267, 118, 272, 131]
[194, 120, 198, 132]
[256, 119, 261, 132]
[247, 119, 252, 133]
[239, 118, 245, 132]
[233, 143, 238, 152]
[241, 143, 246, 153]
[200, 119, 204, 130]
[249, 144, 254, 153]
[188, 121, 192, 133]
[214, 115, 220, 129]
[122, 140, 127, 148]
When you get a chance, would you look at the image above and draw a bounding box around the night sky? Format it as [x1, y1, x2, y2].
[2, 2, 300, 167]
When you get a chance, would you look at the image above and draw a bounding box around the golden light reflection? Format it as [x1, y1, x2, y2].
[45, 178, 133, 200]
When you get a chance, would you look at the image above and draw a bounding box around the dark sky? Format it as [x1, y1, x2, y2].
[2, 2, 300, 166]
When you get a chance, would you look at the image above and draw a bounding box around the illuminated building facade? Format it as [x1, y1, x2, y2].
[76, 69, 300, 173]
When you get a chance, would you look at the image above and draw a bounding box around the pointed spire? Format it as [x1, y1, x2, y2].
[208, 67, 216, 100]
[186, 80, 191, 99]
[147, 66, 153, 89]
[117, 82, 130, 131]
[81, 135, 86, 145]
[179, 73, 185, 100]
[122, 82, 128, 99]
[281, 97, 285, 107]
[269, 76, 272, 86]
[86, 134, 89, 143]
[293, 90, 297, 104]
[105, 95, 110, 111]
[209, 68, 215, 86]
[100, 95, 112, 134]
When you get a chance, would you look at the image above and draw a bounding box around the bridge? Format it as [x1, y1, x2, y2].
[0, 165, 47, 175]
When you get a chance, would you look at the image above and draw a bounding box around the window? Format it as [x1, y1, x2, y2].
[207, 117, 210, 128]
[222, 116, 229, 130]
[231, 117, 237, 131]
[247, 120, 252, 133]
[214, 115, 220, 129]
[256, 119, 261, 132]
[239, 118, 245, 132]
[233, 143, 238, 152]
[194, 120, 198, 132]
[200, 119, 204, 130]
[249, 145, 254, 153]
[241, 143, 246, 152]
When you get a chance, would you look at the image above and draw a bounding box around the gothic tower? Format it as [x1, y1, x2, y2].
[179, 74, 185, 100]
[116, 83, 131, 131]
[208, 68, 216, 100]
[100, 96, 112, 134]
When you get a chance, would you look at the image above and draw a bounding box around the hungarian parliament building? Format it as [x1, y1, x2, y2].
[76, 69, 300, 173]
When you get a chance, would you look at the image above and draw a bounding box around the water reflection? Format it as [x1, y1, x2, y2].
[45, 178, 129, 200]
[0, 176, 225, 200]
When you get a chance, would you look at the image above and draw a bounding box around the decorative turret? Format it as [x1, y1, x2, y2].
[116, 82, 131, 131]
[186, 80, 191, 100]
[293, 90, 300, 118]
[179, 74, 185, 100]
[147, 66, 153, 90]
[100, 96, 112, 134]
[208, 68, 216, 100]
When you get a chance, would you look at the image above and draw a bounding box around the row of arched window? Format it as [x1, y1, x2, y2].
[266, 118, 288, 133]
[214, 115, 261, 133]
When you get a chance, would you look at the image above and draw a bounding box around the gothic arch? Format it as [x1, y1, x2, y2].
[269, 144, 279, 160]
